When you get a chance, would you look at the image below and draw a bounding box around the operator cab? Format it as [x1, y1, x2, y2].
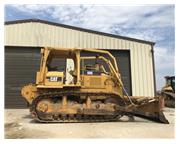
[36, 48, 116, 89]
[165, 76, 175, 92]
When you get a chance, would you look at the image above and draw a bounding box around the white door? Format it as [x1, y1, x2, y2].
[65, 58, 74, 85]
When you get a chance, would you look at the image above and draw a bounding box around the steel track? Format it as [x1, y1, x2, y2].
[30, 91, 124, 123]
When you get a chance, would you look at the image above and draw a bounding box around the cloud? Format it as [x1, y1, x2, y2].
[5, 4, 175, 90]
[155, 47, 174, 71]
[6, 5, 174, 29]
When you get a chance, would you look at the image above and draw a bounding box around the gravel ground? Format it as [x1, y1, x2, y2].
[4, 108, 175, 139]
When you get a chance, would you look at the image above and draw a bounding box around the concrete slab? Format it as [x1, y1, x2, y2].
[4, 108, 175, 138]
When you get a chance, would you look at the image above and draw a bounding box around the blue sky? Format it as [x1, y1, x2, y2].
[4, 4, 175, 90]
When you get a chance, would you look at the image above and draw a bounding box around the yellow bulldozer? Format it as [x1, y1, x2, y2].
[21, 47, 169, 123]
[161, 76, 175, 108]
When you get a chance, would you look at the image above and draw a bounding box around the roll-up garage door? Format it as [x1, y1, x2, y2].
[5, 47, 41, 108]
[109, 50, 132, 95]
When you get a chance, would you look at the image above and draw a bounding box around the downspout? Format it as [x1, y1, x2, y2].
[151, 44, 157, 97]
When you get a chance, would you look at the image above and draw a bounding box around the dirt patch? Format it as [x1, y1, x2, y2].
[5, 122, 51, 139]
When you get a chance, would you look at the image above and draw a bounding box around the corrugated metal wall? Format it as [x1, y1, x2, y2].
[5, 22, 155, 96]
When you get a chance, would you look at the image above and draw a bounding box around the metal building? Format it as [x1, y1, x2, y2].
[5, 19, 156, 108]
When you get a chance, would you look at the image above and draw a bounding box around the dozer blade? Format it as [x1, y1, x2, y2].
[118, 96, 169, 124]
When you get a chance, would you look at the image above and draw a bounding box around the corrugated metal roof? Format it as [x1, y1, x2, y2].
[5, 19, 155, 46]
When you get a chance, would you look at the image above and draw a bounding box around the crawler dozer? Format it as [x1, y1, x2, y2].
[21, 47, 169, 123]
[161, 76, 175, 108]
